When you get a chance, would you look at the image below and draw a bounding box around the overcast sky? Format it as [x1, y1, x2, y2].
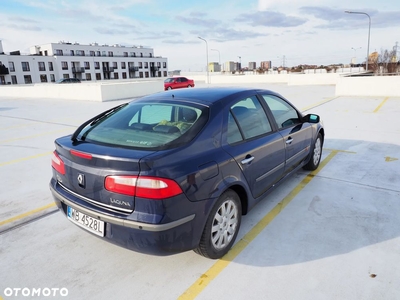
[1, 0, 400, 70]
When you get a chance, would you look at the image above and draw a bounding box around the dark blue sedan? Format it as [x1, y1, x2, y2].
[50, 87, 324, 259]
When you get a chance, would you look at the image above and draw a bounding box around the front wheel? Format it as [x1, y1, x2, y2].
[303, 133, 322, 170]
[194, 190, 241, 259]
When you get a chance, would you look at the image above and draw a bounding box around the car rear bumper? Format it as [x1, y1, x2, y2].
[50, 182, 198, 255]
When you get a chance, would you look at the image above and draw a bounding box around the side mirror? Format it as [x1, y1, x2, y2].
[303, 114, 320, 123]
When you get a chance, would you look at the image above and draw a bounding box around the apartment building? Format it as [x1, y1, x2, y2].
[248, 62, 256, 70]
[0, 41, 168, 85]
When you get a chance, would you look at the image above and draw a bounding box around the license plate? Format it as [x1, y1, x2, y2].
[67, 206, 105, 237]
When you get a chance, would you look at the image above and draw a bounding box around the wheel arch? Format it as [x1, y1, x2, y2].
[226, 184, 249, 215]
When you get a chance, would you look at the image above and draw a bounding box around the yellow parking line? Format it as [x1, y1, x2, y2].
[323, 148, 356, 154]
[179, 150, 338, 300]
[0, 202, 56, 227]
[301, 96, 339, 112]
[373, 97, 389, 113]
[0, 151, 52, 167]
[0, 128, 70, 144]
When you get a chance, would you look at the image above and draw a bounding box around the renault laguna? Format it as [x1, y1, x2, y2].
[50, 87, 324, 259]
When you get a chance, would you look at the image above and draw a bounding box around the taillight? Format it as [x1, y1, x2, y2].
[105, 176, 182, 199]
[51, 151, 65, 175]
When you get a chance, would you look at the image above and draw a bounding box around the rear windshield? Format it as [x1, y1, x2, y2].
[77, 101, 208, 150]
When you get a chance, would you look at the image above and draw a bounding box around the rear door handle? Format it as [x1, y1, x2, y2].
[286, 137, 293, 145]
[241, 156, 254, 165]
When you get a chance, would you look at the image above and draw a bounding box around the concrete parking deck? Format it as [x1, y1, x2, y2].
[0, 83, 399, 300]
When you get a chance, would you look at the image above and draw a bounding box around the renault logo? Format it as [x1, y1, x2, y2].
[77, 174, 85, 187]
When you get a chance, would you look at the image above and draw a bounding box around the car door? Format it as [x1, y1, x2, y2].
[222, 95, 286, 199]
[260, 94, 313, 174]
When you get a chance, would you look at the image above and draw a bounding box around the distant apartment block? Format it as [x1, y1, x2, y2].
[248, 62, 256, 70]
[208, 62, 221, 72]
[224, 61, 236, 72]
[0, 40, 168, 85]
[260, 61, 272, 70]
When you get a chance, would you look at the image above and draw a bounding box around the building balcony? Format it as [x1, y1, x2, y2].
[0, 65, 9, 75]
[129, 67, 139, 72]
[72, 67, 85, 73]
[103, 67, 115, 72]
[151, 66, 160, 71]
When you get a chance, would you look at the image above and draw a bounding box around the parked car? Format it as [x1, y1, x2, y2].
[55, 78, 81, 84]
[164, 76, 194, 90]
[50, 87, 324, 259]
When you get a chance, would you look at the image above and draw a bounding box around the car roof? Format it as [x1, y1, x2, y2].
[138, 87, 282, 106]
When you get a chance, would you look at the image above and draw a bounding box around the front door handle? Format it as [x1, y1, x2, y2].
[286, 137, 293, 145]
[241, 156, 254, 165]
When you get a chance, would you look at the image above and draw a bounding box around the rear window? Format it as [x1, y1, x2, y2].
[77, 101, 208, 150]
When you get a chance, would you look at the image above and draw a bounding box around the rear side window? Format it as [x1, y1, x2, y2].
[78, 102, 207, 150]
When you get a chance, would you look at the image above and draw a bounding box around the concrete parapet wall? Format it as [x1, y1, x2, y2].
[288, 73, 340, 86]
[0, 80, 164, 101]
[336, 76, 400, 97]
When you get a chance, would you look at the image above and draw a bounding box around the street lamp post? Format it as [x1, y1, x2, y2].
[198, 36, 209, 84]
[211, 49, 221, 71]
[345, 11, 371, 71]
[238, 56, 241, 71]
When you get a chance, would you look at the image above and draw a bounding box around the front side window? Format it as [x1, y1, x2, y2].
[261, 95, 300, 129]
[227, 96, 272, 144]
[78, 102, 207, 150]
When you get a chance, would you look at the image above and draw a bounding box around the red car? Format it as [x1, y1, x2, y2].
[164, 77, 195, 90]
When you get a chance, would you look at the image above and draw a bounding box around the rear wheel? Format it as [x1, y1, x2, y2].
[167, 86, 172, 90]
[303, 133, 322, 170]
[194, 190, 241, 259]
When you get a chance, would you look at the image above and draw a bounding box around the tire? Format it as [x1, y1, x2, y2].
[167, 86, 172, 90]
[194, 190, 241, 259]
[303, 133, 322, 170]
[187, 85, 192, 88]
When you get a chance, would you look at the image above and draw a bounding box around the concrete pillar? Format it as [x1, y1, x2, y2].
[0, 40, 3, 53]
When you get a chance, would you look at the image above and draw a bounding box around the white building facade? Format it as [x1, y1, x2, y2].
[0, 41, 168, 85]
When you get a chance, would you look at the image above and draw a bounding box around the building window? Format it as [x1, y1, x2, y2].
[121, 62, 126, 69]
[9, 62, 15, 72]
[138, 62, 143, 68]
[157, 62, 161, 67]
[149, 53, 152, 57]
[96, 51, 100, 56]
[123, 52, 128, 57]
[50, 74, 55, 82]
[130, 52, 135, 57]
[94, 62, 100, 69]
[40, 74, 48, 82]
[145, 72, 149, 78]
[61, 61, 68, 70]
[44, 50, 48, 56]
[38, 62, 46, 71]
[86, 73, 92, 81]
[77, 50, 85, 56]
[22, 62, 30, 71]
[11, 75, 17, 84]
[108, 51, 113, 57]
[122, 72, 127, 79]
[48, 62, 54, 71]
[96, 73, 101, 80]
[56, 49, 63, 56]
[158, 71, 161, 77]
[144, 62, 148, 68]
[70, 50, 75, 56]
[112, 62, 118, 69]
[114, 72, 119, 79]
[163, 62, 167, 68]
[84, 62, 90, 70]
[139, 72, 143, 78]
[129, 72, 134, 79]
[102, 51, 106, 56]
[63, 74, 70, 79]
[163, 71, 167, 77]
[89, 51, 95, 56]
[140, 53, 143, 57]
[24, 75, 32, 84]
